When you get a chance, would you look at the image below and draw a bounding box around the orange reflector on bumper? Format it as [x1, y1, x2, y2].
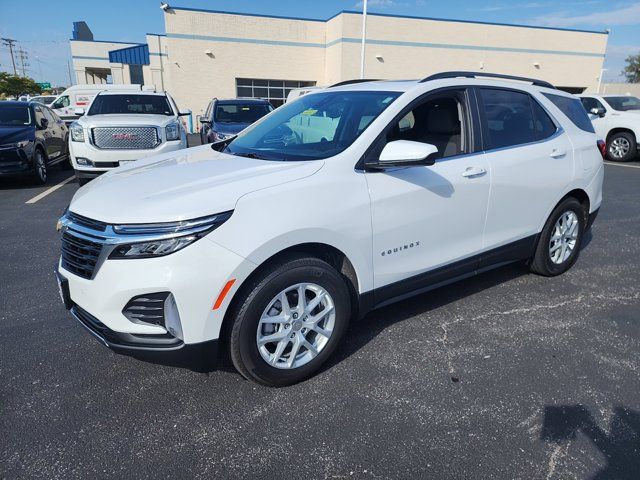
[213, 279, 236, 310]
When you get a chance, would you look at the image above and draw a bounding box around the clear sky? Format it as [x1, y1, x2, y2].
[0, 0, 638, 87]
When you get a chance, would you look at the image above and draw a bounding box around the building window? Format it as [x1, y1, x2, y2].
[236, 78, 316, 108]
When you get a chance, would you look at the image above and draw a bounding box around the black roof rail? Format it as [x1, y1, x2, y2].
[330, 79, 380, 88]
[420, 71, 556, 89]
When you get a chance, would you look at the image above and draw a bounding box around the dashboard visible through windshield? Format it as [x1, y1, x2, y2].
[222, 91, 401, 161]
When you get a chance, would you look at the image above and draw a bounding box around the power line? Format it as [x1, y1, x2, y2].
[17, 47, 29, 77]
[1, 38, 17, 75]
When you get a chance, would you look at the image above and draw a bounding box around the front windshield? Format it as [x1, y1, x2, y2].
[88, 94, 174, 116]
[223, 91, 401, 161]
[606, 96, 640, 111]
[0, 105, 32, 126]
[214, 103, 272, 124]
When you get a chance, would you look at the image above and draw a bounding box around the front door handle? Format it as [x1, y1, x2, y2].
[461, 166, 487, 178]
[550, 148, 567, 158]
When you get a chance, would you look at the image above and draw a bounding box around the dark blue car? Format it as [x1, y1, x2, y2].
[0, 101, 70, 184]
[199, 98, 273, 145]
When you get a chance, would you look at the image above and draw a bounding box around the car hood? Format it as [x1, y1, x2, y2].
[69, 144, 324, 224]
[78, 114, 177, 127]
[214, 123, 250, 135]
[0, 126, 34, 144]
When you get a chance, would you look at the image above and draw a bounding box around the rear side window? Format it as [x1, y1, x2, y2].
[543, 93, 595, 133]
[480, 89, 537, 149]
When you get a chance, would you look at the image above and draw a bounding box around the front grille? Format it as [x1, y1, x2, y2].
[61, 232, 103, 279]
[67, 211, 107, 232]
[92, 127, 159, 150]
[122, 292, 169, 327]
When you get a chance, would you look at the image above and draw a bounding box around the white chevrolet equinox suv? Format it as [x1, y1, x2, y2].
[57, 72, 604, 386]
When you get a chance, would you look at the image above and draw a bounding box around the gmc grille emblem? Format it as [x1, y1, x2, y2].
[112, 133, 138, 140]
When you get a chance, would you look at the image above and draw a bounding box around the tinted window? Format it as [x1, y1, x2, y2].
[531, 100, 557, 140]
[224, 91, 400, 161]
[480, 89, 536, 149]
[51, 95, 69, 109]
[605, 96, 640, 111]
[387, 94, 465, 159]
[543, 93, 595, 133]
[34, 106, 45, 125]
[580, 97, 605, 113]
[42, 107, 56, 123]
[214, 103, 272, 124]
[0, 105, 32, 126]
[88, 94, 173, 116]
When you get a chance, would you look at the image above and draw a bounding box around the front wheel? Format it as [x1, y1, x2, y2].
[530, 197, 586, 277]
[607, 132, 637, 162]
[228, 255, 351, 387]
[32, 149, 47, 185]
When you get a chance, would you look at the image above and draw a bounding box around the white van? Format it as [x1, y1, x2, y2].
[50, 84, 142, 124]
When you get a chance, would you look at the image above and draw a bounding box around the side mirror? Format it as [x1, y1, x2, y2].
[369, 140, 439, 169]
[590, 107, 605, 117]
[39, 117, 49, 129]
[74, 108, 85, 116]
[179, 109, 192, 116]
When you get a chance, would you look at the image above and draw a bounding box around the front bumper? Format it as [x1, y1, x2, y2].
[0, 146, 34, 176]
[70, 137, 187, 173]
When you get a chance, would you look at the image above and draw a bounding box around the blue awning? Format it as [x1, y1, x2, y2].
[109, 44, 149, 65]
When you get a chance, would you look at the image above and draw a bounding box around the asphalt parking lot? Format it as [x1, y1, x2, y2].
[1, 158, 639, 479]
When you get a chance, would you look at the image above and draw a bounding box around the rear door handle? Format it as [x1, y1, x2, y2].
[462, 166, 487, 178]
[550, 148, 567, 158]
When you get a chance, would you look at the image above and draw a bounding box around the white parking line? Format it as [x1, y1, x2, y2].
[604, 161, 640, 169]
[25, 176, 75, 204]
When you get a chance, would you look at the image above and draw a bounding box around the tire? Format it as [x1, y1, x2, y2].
[228, 255, 351, 387]
[32, 148, 47, 185]
[530, 197, 586, 277]
[607, 131, 637, 162]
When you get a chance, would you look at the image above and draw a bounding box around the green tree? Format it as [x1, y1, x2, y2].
[0, 72, 43, 98]
[623, 52, 640, 83]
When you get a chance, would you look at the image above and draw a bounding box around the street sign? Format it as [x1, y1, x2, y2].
[37, 82, 51, 89]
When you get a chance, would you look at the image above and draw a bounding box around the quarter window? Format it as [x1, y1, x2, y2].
[543, 93, 595, 133]
[531, 100, 557, 140]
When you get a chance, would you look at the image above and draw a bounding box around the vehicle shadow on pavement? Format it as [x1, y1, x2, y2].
[541, 404, 640, 479]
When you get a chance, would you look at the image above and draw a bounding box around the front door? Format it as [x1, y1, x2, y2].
[366, 89, 490, 300]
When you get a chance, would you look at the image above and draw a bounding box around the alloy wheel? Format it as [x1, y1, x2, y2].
[35, 151, 47, 182]
[609, 137, 630, 159]
[549, 211, 579, 264]
[256, 282, 335, 369]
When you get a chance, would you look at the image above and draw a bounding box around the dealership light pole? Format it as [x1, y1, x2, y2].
[597, 68, 607, 94]
[360, 0, 368, 79]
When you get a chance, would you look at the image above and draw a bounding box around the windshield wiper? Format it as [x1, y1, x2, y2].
[232, 152, 269, 160]
[210, 135, 237, 152]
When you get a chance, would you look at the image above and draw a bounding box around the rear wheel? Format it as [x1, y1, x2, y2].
[607, 132, 636, 162]
[228, 255, 351, 387]
[32, 148, 47, 185]
[530, 197, 586, 276]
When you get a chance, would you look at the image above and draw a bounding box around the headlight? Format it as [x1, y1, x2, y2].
[1, 140, 30, 148]
[108, 211, 232, 259]
[165, 122, 180, 141]
[70, 123, 84, 142]
[214, 132, 231, 141]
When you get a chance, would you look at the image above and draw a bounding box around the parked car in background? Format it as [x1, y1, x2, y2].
[30, 95, 57, 106]
[0, 101, 69, 184]
[69, 90, 188, 185]
[57, 72, 603, 386]
[50, 84, 143, 125]
[199, 98, 273, 145]
[579, 94, 640, 162]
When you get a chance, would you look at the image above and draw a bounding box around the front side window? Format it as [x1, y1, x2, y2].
[480, 88, 537, 149]
[51, 95, 70, 109]
[580, 97, 605, 113]
[214, 103, 273, 124]
[543, 93, 595, 133]
[605, 96, 640, 111]
[34, 106, 45, 126]
[224, 91, 400, 161]
[385, 93, 465, 159]
[87, 95, 174, 116]
[0, 105, 32, 126]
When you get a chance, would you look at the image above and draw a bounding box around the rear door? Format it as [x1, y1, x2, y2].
[42, 107, 64, 158]
[478, 87, 574, 262]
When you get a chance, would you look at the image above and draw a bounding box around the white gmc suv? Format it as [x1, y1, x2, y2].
[69, 90, 188, 185]
[57, 72, 604, 387]
[579, 94, 640, 162]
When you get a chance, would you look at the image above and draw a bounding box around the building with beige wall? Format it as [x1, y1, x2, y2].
[70, 7, 610, 120]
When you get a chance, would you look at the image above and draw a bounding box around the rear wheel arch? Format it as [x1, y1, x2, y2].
[606, 127, 636, 143]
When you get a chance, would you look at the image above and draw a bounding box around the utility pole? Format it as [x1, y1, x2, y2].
[1, 38, 17, 75]
[17, 47, 29, 77]
[67, 59, 73, 86]
[360, 0, 368, 79]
